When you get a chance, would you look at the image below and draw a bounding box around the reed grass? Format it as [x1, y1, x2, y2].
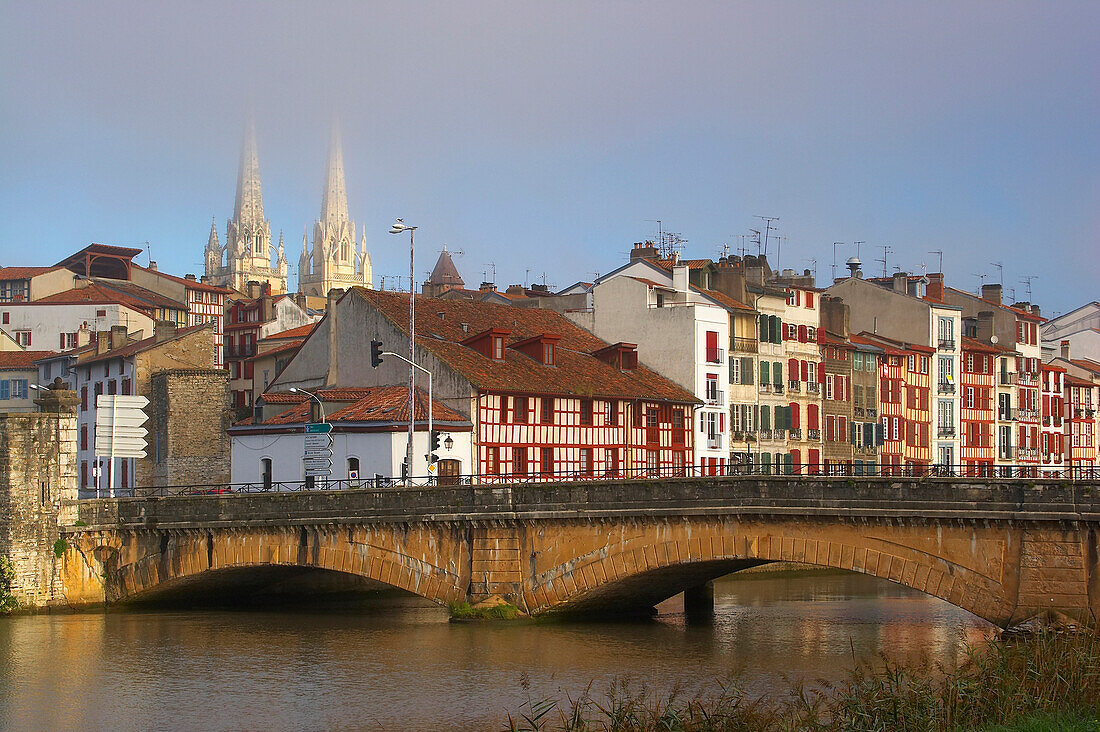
[504, 629, 1100, 731]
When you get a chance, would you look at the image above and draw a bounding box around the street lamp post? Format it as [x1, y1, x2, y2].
[389, 219, 418, 480]
[289, 387, 327, 424]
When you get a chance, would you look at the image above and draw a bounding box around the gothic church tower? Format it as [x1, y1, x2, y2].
[204, 121, 289, 294]
[298, 125, 372, 296]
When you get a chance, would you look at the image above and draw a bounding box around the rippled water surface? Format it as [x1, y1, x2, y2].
[0, 571, 993, 731]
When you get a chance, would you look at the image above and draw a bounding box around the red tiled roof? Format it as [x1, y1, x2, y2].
[263, 322, 317, 341]
[1064, 374, 1096, 388]
[0, 350, 56, 370]
[654, 258, 713, 271]
[246, 386, 468, 428]
[31, 281, 185, 313]
[961, 336, 1012, 354]
[0, 266, 62, 280]
[695, 287, 755, 312]
[353, 289, 698, 403]
[626, 276, 671, 289]
[1070, 359, 1100, 376]
[248, 340, 303, 361]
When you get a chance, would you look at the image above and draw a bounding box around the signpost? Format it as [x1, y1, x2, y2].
[94, 395, 149, 498]
[303, 421, 333, 478]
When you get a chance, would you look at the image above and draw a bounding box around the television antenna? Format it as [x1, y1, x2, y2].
[877, 245, 893, 278]
[755, 215, 778, 258]
[972, 273, 987, 292]
[749, 229, 762, 256]
[990, 261, 1003, 286]
[928, 250, 943, 273]
[832, 242, 845, 282]
[805, 258, 818, 280]
[1020, 275, 1037, 302]
[484, 261, 497, 285]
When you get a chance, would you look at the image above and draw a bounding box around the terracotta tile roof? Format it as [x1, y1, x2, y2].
[0, 266, 62, 280]
[56, 243, 144, 264]
[0, 350, 56, 370]
[248, 340, 303, 361]
[263, 323, 317, 341]
[1042, 363, 1067, 373]
[694, 287, 755, 312]
[76, 323, 211, 367]
[31, 281, 185, 313]
[654, 258, 713, 271]
[961, 336, 1012, 354]
[353, 289, 698, 403]
[1065, 374, 1095, 387]
[627, 276, 672, 289]
[1070, 359, 1100, 376]
[246, 386, 468, 428]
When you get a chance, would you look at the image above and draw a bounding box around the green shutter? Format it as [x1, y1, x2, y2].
[774, 361, 782, 385]
[760, 361, 770, 385]
[742, 357, 754, 385]
[783, 453, 794, 474]
[760, 405, 771, 430]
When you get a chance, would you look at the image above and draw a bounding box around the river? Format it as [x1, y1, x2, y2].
[0, 569, 993, 731]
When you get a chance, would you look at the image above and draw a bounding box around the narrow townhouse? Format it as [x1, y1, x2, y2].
[1040, 363, 1066, 474]
[818, 297, 855, 473]
[959, 337, 998, 475]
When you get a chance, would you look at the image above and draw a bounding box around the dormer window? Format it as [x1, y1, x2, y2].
[543, 342, 555, 365]
[462, 327, 512, 361]
[493, 336, 505, 360]
[509, 333, 561, 365]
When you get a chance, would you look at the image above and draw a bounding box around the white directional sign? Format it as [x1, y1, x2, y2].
[304, 433, 333, 451]
[95, 395, 149, 460]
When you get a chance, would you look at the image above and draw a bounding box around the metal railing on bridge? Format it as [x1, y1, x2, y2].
[102, 462, 1100, 499]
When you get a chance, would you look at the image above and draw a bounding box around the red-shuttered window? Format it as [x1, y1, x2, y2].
[798, 324, 808, 342]
[808, 404, 819, 430]
[790, 402, 801, 429]
[705, 331, 719, 362]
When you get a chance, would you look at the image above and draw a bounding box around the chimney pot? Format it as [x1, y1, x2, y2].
[1061, 340, 1071, 360]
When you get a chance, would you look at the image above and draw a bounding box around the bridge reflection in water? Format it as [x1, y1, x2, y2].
[61, 476, 1100, 629]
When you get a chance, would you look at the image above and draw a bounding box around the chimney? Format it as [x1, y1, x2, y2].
[261, 282, 273, 322]
[892, 272, 908, 294]
[110, 325, 127, 350]
[1061, 340, 1071, 360]
[76, 327, 92, 348]
[96, 331, 110, 355]
[247, 281, 262, 299]
[326, 288, 342, 387]
[1030, 304, 1041, 317]
[981, 283, 1002, 305]
[629, 241, 660, 262]
[505, 284, 525, 295]
[672, 264, 689, 293]
[976, 311, 995, 343]
[820, 296, 850, 338]
[148, 261, 157, 271]
[155, 320, 177, 342]
[185, 274, 197, 281]
[479, 281, 496, 292]
[926, 273, 944, 301]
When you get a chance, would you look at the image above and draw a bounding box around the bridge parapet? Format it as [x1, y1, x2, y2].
[69, 477, 1100, 531]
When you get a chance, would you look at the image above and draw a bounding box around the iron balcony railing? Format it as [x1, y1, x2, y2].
[807, 382, 820, 394]
[937, 425, 956, 438]
[937, 382, 955, 394]
[109, 461, 1100, 498]
[705, 347, 726, 365]
[705, 389, 725, 406]
[807, 428, 821, 441]
[788, 380, 801, 393]
[999, 408, 1017, 421]
[788, 428, 803, 440]
[706, 435, 723, 450]
[938, 339, 956, 351]
[731, 337, 758, 353]
[999, 372, 1017, 385]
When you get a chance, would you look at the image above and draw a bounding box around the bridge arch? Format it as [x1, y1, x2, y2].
[75, 524, 469, 607]
[519, 517, 1015, 626]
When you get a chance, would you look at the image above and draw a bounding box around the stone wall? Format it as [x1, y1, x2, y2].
[149, 368, 230, 488]
[0, 395, 78, 608]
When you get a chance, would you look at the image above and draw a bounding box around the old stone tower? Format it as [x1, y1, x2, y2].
[297, 126, 372, 297]
[204, 121, 289, 295]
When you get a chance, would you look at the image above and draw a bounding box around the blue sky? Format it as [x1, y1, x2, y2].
[1, 1, 1096, 314]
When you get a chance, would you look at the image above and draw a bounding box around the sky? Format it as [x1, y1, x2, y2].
[1, 1, 1097, 315]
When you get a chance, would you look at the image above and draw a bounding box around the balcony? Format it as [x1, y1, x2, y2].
[788, 428, 802, 440]
[705, 347, 726, 365]
[856, 444, 877, 455]
[999, 408, 1016, 421]
[772, 429, 786, 440]
[999, 372, 1017, 385]
[773, 383, 784, 394]
[937, 425, 956, 438]
[938, 338, 956, 351]
[757, 429, 772, 440]
[758, 383, 772, 394]
[705, 389, 725, 406]
[1018, 408, 1040, 421]
[1019, 447, 1039, 459]
[731, 337, 757, 354]
[854, 406, 865, 417]
[937, 381, 955, 394]
[706, 435, 723, 450]
[788, 380, 801, 393]
[807, 428, 821, 441]
[866, 408, 877, 419]
[807, 382, 820, 394]
[999, 446, 1015, 460]
[732, 431, 756, 443]
[1018, 372, 1039, 385]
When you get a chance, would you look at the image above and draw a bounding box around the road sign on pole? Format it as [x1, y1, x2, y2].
[304, 423, 332, 434]
[94, 395, 150, 497]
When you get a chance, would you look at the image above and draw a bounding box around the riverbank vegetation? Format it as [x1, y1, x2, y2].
[449, 600, 521, 621]
[0, 557, 17, 614]
[505, 629, 1100, 731]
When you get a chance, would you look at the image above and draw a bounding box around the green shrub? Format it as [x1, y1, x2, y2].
[53, 538, 68, 558]
[0, 557, 18, 614]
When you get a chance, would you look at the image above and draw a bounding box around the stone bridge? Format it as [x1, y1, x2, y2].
[59, 477, 1100, 628]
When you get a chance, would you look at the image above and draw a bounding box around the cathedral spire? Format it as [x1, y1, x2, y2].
[206, 216, 220, 251]
[233, 119, 265, 229]
[319, 122, 349, 227]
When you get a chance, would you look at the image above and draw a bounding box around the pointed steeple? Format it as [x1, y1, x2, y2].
[233, 119, 265, 228]
[319, 122, 349, 227]
[206, 216, 220, 251]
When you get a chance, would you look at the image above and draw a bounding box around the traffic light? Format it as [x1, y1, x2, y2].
[428, 430, 441, 464]
[370, 340, 384, 368]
